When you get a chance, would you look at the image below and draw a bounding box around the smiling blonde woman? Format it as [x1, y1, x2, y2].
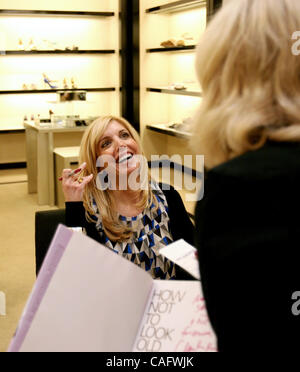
[191, 0, 300, 352]
[61, 115, 195, 280]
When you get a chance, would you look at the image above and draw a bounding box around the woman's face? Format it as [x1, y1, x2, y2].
[97, 120, 140, 178]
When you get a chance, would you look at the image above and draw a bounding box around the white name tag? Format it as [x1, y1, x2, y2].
[0, 292, 6, 316]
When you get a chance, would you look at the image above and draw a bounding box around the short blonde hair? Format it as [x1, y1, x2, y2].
[79, 115, 156, 241]
[191, 0, 300, 168]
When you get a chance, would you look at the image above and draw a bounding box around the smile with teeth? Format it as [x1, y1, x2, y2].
[118, 153, 134, 164]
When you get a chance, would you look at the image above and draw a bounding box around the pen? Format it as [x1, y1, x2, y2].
[58, 167, 82, 181]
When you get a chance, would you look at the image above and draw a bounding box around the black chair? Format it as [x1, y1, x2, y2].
[35, 208, 194, 281]
[35, 209, 66, 276]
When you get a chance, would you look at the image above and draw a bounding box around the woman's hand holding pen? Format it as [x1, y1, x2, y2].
[60, 162, 93, 202]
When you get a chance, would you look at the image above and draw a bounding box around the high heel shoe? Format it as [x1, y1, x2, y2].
[43, 73, 58, 89]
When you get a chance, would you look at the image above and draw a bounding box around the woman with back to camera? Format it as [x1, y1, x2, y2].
[61, 115, 194, 280]
[191, 0, 300, 351]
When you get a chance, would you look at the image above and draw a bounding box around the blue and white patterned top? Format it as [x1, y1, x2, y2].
[91, 182, 176, 280]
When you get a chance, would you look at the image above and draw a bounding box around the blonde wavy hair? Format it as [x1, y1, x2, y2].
[191, 0, 300, 168]
[79, 116, 156, 241]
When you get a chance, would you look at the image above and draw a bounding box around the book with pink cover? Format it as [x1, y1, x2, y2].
[8, 225, 216, 352]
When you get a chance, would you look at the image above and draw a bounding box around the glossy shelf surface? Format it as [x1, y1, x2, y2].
[147, 45, 196, 53]
[146, 123, 191, 139]
[147, 87, 202, 97]
[0, 88, 116, 95]
[0, 50, 115, 55]
[0, 9, 114, 17]
[146, 0, 206, 14]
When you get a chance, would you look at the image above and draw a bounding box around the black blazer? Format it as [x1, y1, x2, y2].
[195, 141, 300, 351]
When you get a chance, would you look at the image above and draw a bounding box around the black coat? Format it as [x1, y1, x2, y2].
[195, 141, 300, 351]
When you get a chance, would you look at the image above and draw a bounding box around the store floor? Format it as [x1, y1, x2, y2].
[0, 168, 27, 185]
[0, 171, 57, 352]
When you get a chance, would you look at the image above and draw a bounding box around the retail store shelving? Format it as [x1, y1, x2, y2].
[1, 50, 115, 55]
[146, 0, 206, 14]
[146, 123, 191, 139]
[0, 87, 116, 95]
[0, 9, 114, 16]
[146, 87, 201, 97]
[0, 2, 120, 132]
[146, 45, 196, 53]
[140, 0, 207, 147]
[139, 0, 218, 212]
[141, 0, 222, 142]
[0, 0, 120, 166]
